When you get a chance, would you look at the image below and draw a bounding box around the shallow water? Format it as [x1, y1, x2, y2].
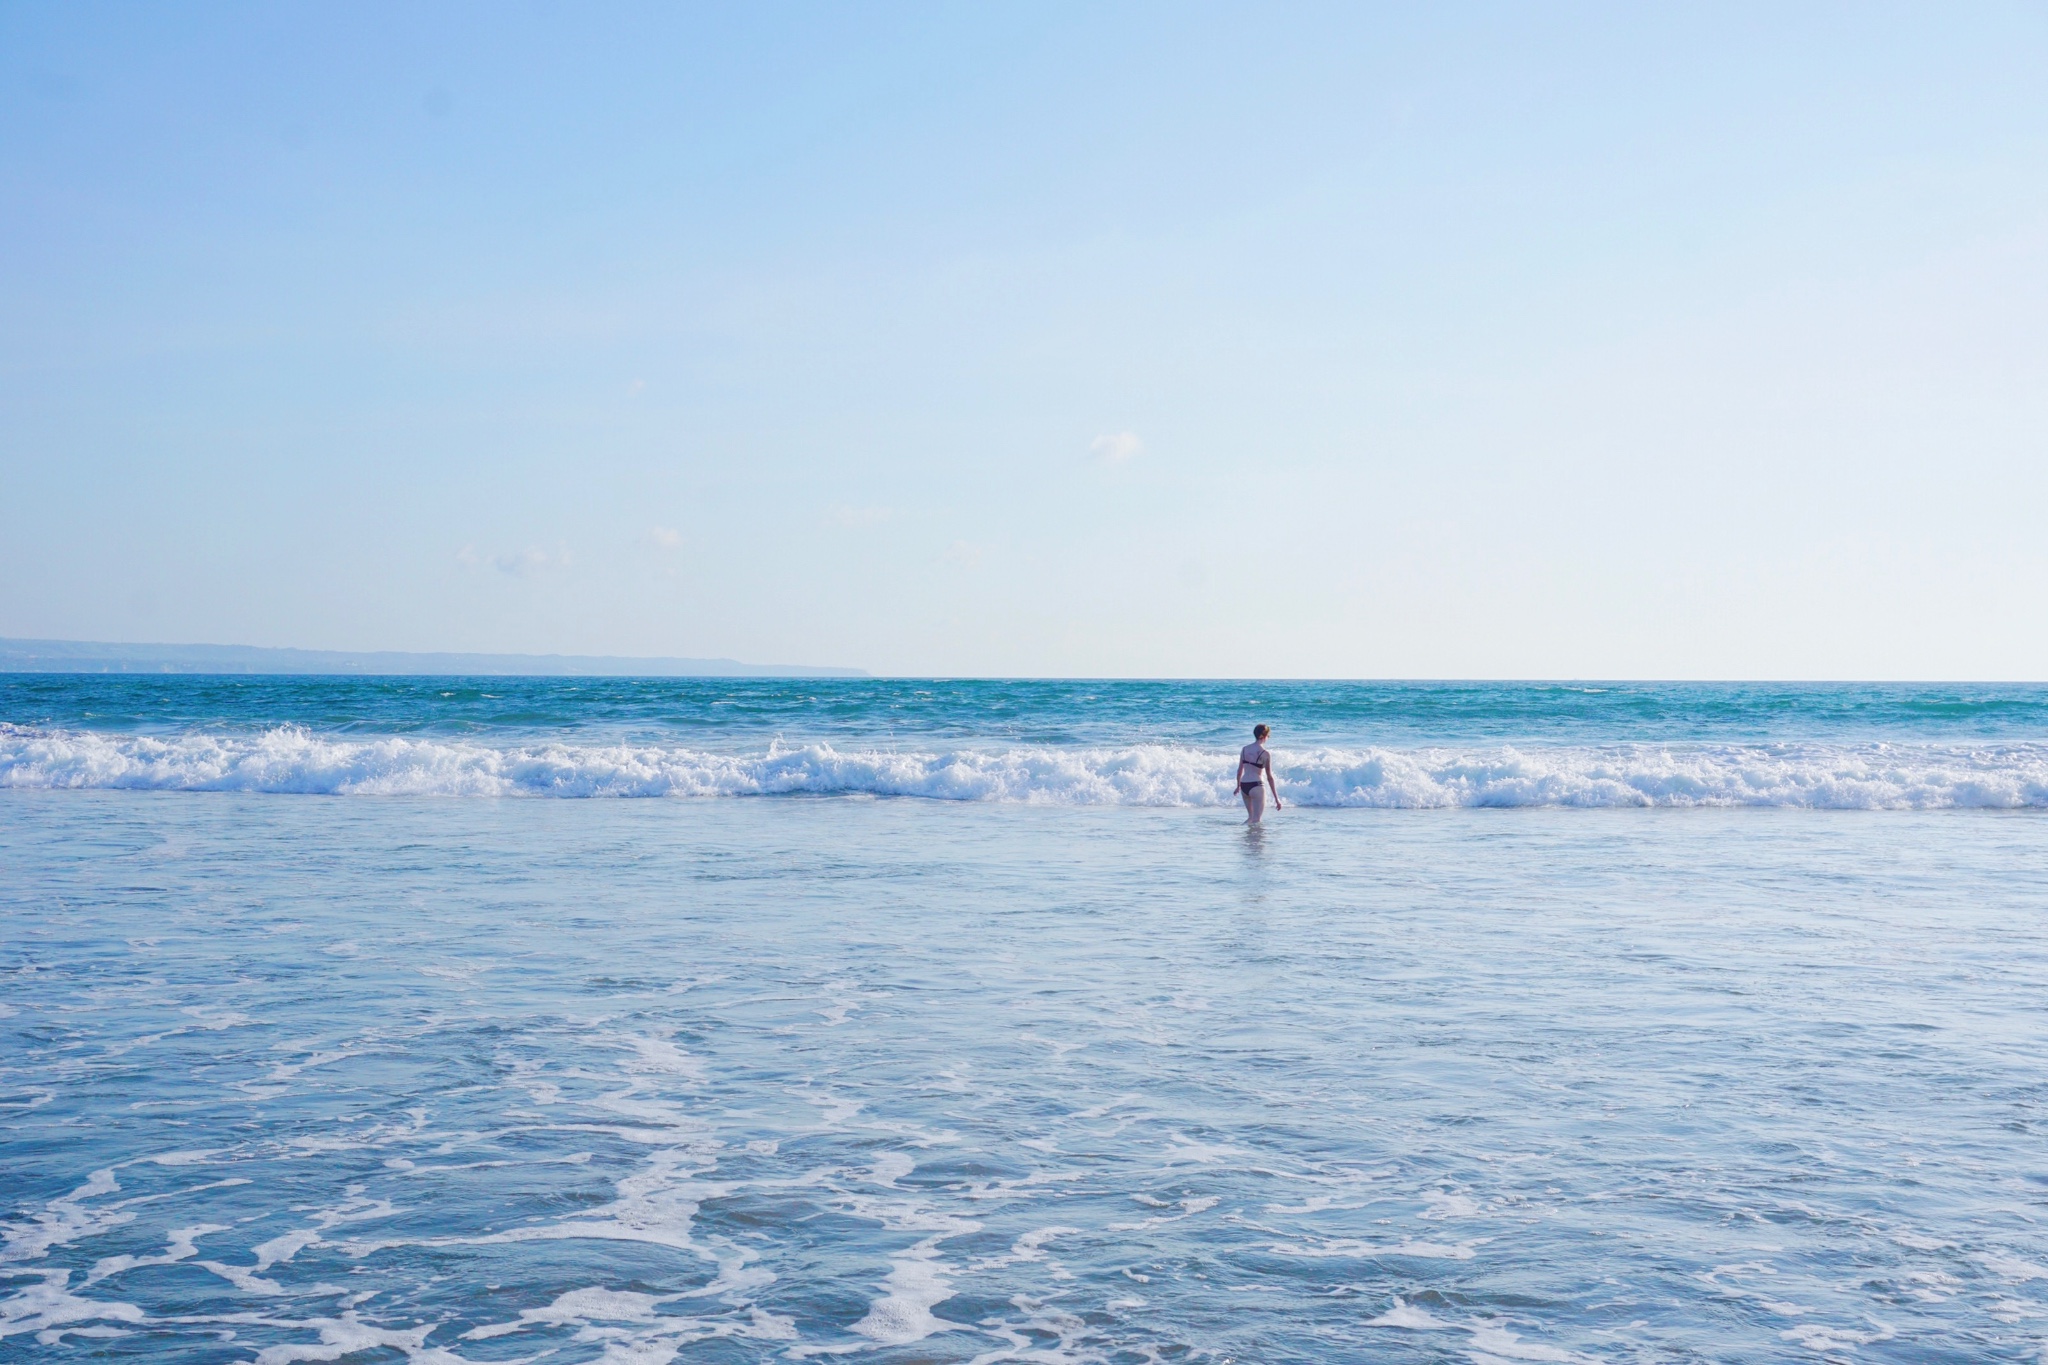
[6, 793, 2048, 1361]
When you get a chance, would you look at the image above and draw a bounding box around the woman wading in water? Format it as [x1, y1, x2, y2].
[1237, 724, 1281, 824]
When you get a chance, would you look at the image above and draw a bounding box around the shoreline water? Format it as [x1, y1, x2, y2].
[7, 678, 2048, 1358]
[5, 794, 2047, 1359]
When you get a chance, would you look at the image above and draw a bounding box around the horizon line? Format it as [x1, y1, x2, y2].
[1, 639, 2043, 686]
[0, 636, 865, 679]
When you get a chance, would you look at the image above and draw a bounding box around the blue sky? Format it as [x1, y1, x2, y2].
[3, 3, 2045, 676]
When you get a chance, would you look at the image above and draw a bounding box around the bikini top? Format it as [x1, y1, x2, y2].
[1238, 744, 1269, 783]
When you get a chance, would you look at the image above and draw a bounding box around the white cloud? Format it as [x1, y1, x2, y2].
[648, 526, 682, 548]
[941, 540, 984, 569]
[830, 505, 895, 528]
[1090, 431, 1143, 464]
[488, 545, 572, 576]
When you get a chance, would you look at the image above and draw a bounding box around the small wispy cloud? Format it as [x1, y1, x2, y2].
[941, 540, 984, 569]
[1091, 431, 1144, 464]
[648, 526, 682, 548]
[498, 546, 571, 576]
[458, 544, 573, 576]
[829, 505, 895, 528]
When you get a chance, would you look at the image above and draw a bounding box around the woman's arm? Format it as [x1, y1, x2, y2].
[1266, 755, 1282, 809]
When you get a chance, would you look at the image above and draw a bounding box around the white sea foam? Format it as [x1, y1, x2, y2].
[849, 1237, 956, 1347]
[85, 1223, 225, 1285]
[1, 1169, 132, 1263]
[0, 1271, 147, 1342]
[4, 724, 2048, 808]
[1366, 1297, 1445, 1329]
[245, 1312, 461, 1365]
[463, 1286, 666, 1340]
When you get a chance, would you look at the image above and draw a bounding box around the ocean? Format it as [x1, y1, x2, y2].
[5, 677, 2048, 1361]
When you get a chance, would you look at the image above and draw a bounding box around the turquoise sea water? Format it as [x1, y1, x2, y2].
[5, 679, 2048, 1361]
[10, 676, 2048, 747]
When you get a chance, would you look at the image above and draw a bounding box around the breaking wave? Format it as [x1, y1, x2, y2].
[4, 724, 2048, 808]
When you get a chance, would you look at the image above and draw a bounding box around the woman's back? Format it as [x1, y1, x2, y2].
[1237, 741, 1268, 785]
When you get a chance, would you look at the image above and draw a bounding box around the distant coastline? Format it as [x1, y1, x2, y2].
[0, 638, 866, 678]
